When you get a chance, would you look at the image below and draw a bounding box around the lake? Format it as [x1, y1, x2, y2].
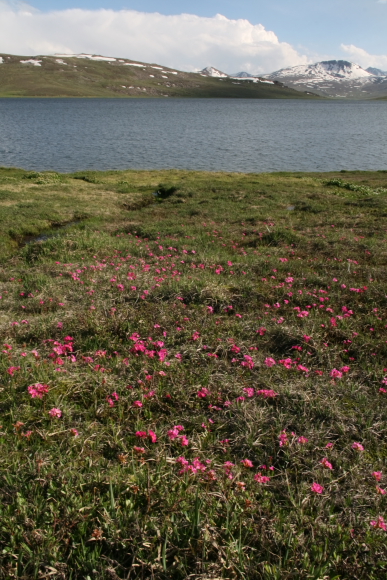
[0, 98, 386, 173]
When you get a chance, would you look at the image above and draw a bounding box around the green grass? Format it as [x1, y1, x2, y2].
[0, 54, 319, 99]
[1, 168, 387, 579]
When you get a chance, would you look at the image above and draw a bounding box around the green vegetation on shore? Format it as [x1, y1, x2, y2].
[0, 54, 319, 99]
[1, 168, 387, 579]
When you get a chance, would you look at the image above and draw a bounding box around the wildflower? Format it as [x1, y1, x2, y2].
[197, 387, 210, 398]
[148, 430, 157, 443]
[376, 487, 386, 495]
[254, 473, 271, 483]
[237, 481, 246, 491]
[132, 400, 143, 408]
[241, 354, 254, 369]
[298, 436, 309, 444]
[180, 435, 189, 446]
[330, 369, 343, 380]
[279, 431, 288, 447]
[320, 457, 333, 470]
[311, 482, 324, 494]
[352, 442, 364, 451]
[264, 357, 276, 367]
[7, 366, 21, 376]
[135, 431, 147, 439]
[256, 389, 279, 399]
[133, 446, 145, 453]
[70, 428, 79, 437]
[241, 459, 253, 468]
[243, 387, 255, 398]
[49, 408, 62, 418]
[326, 442, 334, 449]
[370, 516, 387, 531]
[373, 471, 383, 482]
[28, 383, 49, 399]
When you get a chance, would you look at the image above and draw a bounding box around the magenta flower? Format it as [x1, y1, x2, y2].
[352, 442, 364, 451]
[320, 457, 333, 470]
[254, 473, 271, 483]
[264, 357, 276, 367]
[256, 389, 279, 399]
[241, 459, 253, 468]
[330, 369, 343, 379]
[28, 383, 49, 399]
[373, 471, 382, 482]
[311, 482, 324, 494]
[49, 408, 62, 418]
[370, 516, 387, 531]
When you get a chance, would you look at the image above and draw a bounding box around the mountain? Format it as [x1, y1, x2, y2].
[232, 71, 255, 78]
[199, 66, 228, 78]
[366, 67, 387, 77]
[0, 53, 317, 99]
[265, 60, 387, 99]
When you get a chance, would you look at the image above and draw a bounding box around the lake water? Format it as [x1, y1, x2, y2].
[0, 98, 386, 173]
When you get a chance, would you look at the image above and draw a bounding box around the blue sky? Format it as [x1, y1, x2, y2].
[0, 0, 386, 73]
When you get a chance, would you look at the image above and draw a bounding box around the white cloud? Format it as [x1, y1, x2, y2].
[341, 44, 387, 70]
[0, 3, 311, 73]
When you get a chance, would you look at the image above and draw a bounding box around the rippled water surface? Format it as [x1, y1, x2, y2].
[0, 98, 386, 172]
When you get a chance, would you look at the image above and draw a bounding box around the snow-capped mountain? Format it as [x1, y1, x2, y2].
[199, 66, 228, 78]
[265, 60, 387, 98]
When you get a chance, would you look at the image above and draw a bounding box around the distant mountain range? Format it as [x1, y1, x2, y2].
[200, 60, 387, 99]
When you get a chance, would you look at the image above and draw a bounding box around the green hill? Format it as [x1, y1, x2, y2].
[0, 53, 320, 99]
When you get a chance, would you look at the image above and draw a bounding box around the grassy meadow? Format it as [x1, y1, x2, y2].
[1, 167, 387, 579]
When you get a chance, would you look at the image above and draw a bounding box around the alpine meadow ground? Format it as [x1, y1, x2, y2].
[0, 168, 387, 579]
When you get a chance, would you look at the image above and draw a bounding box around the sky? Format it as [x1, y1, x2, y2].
[0, 0, 386, 73]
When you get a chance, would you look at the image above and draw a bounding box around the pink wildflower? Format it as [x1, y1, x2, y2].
[370, 516, 387, 531]
[254, 473, 271, 483]
[256, 389, 279, 399]
[148, 430, 157, 443]
[133, 446, 145, 453]
[373, 471, 382, 482]
[311, 482, 324, 494]
[279, 431, 288, 447]
[241, 459, 253, 468]
[320, 457, 333, 470]
[264, 357, 276, 367]
[298, 436, 309, 444]
[70, 428, 79, 437]
[28, 383, 49, 399]
[135, 431, 147, 439]
[330, 369, 343, 379]
[352, 442, 364, 451]
[48, 408, 62, 418]
[132, 400, 143, 408]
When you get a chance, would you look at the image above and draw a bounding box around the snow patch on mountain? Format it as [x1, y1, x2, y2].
[20, 59, 42, 66]
[55, 54, 117, 62]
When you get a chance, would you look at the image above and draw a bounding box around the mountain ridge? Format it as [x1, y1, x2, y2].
[0, 53, 317, 99]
